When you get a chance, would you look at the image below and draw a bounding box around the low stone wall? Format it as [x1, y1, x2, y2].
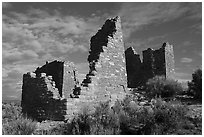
[21, 72, 67, 121]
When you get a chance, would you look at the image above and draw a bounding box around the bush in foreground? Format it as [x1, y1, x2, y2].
[68, 101, 120, 135]
[66, 97, 190, 135]
[145, 76, 183, 100]
[188, 68, 202, 101]
[3, 117, 37, 135]
[2, 103, 22, 122]
[2, 103, 37, 135]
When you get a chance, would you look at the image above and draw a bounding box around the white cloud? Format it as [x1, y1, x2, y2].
[2, 22, 43, 52]
[3, 48, 39, 64]
[2, 63, 40, 100]
[2, 7, 102, 100]
[2, 9, 100, 65]
[118, 2, 201, 38]
[2, 68, 9, 78]
[175, 71, 190, 78]
[182, 41, 192, 47]
[180, 57, 193, 63]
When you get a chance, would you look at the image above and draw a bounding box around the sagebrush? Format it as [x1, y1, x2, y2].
[145, 76, 183, 99]
[2, 103, 37, 135]
[188, 68, 202, 101]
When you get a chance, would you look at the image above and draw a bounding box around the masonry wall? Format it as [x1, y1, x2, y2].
[82, 16, 127, 106]
[21, 72, 67, 121]
[22, 60, 79, 121]
[35, 60, 64, 96]
[126, 42, 175, 88]
[164, 42, 175, 79]
[153, 47, 166, 76]
[142, 48, 155, 82]
[125, 47, 142, 87]
[62, 62, 79, 98]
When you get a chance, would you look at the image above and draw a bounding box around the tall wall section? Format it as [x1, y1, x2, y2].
[153, 46, 166, 76]
[82, 16, 127, 106]
[125, 47, 142, 87]
[142, 48, 156, 82]
[163, 42, 175, 79]
[62, 62, 79, 98]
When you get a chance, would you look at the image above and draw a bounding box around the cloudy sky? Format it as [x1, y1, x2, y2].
[2, 2, 202, 100]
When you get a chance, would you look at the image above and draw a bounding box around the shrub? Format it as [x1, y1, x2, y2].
[89, 101, 120, 135]
[145, 76, 183, 99]
[2, 103, 22, 122]
[68, 101, 120, 135]
[151, 98, 188, 134]
[54, 98, 189, 135]
[119, 105, 155, 135]
[70, 106, 92, 135]
[188, 68, 202, 101]
[62, 97, 191, 135]
[2, 117, 37, 135]
[119, 98, 188, 135]
[2, 103, 37, 135]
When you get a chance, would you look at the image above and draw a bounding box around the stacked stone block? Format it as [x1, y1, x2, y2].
[21, 72, 67, 121]
[62, 62, 79, 98]
[125, 47, 142, 87]
[35, 60, 64, 96]
[142, 48, 156, 82]
[22, 60, 79, 121]
[153, 47, 166, 76]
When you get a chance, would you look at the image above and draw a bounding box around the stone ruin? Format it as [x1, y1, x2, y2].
[21, 60, 80, 121]
[125, 42, 175, 88]
[22, 16, 127, 121]
[82, 16, 127, 105]
[21, 16, 175, 121]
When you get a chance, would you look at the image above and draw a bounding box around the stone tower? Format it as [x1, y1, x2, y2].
[82, 16, 127, 105]
[126, 42, 175, 88]
[143, 42, 175, 81]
